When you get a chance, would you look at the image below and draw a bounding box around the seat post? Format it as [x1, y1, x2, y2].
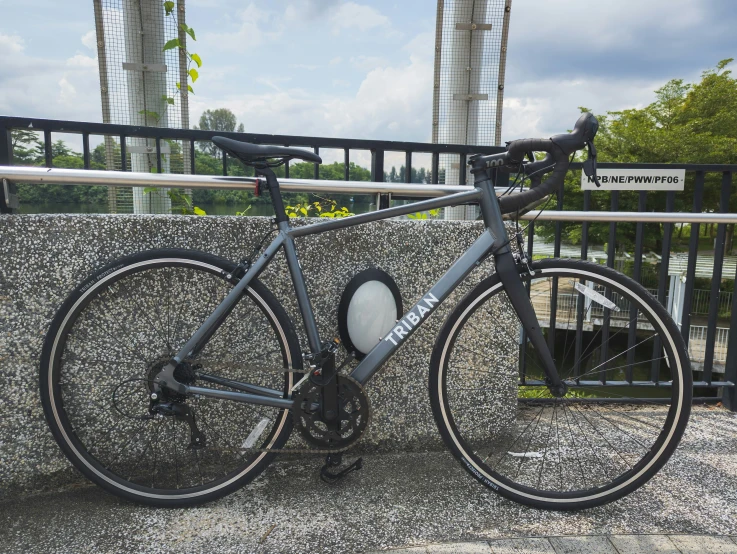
[256, 167, 289, 223]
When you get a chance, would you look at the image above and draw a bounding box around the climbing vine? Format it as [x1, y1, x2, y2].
[162, 1, 201, 105]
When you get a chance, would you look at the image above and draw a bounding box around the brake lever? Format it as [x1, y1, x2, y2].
[582, 141, 601, 187]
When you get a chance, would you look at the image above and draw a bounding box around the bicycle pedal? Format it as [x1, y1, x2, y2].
[319, 456, 363, 483]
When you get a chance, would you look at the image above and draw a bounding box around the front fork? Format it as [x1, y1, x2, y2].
[475, 166, 566, 396]
[494, 250, 566, 395]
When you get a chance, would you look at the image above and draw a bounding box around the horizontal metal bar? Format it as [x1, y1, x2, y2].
[518, 210, 737, 224]
[121, 62, 167, 72]
[455, 22, 493, 30]
[0, 165, 259, 190]
[3, 165, 737, 223]
[0, 165, 502, 197]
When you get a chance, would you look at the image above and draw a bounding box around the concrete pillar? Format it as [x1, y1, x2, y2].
[124, 0, 171, 214]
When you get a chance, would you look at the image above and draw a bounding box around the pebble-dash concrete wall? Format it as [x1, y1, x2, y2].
[0, 214, 516, 497]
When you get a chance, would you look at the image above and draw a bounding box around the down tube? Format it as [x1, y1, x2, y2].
[350, 229, 497, 385]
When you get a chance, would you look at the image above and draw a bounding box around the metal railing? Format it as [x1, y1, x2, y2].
[1, 116, 736, 410]
[691, 289, 733, 316]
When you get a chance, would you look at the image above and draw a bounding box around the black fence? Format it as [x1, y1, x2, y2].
[1, 116, 736, 410]
[0, 116, 505, 212]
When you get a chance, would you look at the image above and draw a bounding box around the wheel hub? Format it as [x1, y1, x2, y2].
[146, 357, 196, 401]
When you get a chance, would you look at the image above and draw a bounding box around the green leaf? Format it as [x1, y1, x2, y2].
[179, 23, 196, 41]
[188, 68, 199, 82]
[138, 109, 160, 122]
[300, 207, 308, 216]
[193, 206, 207, 216]
[190, 53, 202, 68]
[163, 38, 181, 51]
[161, 95, 175, 105]
[163, 1, 175, 15]
[187, 84, 194, 94]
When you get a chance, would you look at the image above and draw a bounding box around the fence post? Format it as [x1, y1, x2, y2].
[372, 149, 389, 209]
[0, 126, 18, 214]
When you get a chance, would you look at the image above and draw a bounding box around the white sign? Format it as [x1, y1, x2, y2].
[581, 169, 685, 191]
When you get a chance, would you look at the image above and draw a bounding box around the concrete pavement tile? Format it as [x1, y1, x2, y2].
[668, 535, 737, 553]
[489, 537, 556, 553]
[425, 542, 492, 553]
[609, 535, 680, 553]
[549, 536, 618, 554]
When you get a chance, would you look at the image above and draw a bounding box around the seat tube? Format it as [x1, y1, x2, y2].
[280, 223, 322, 353]
[257, 167, 289, 224]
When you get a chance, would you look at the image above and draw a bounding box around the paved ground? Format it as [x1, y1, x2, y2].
[1, 406, 736, 553]
[375, 535, 737, 553]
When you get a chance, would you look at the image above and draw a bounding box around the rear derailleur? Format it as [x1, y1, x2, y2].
[149, 387, 206, 450]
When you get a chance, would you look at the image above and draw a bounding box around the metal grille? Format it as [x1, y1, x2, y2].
[433, 0, 511, 219]
[93, 0, 191, 213]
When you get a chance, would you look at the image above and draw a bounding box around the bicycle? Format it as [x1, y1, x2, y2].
[40, 113, 692, 510]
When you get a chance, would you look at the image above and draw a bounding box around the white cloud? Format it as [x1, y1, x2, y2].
[81, 30, 96, 50]
[329, 56, 342, 65]
[58, 77, 77, 104]
[190, 32, 433, 142]
[202, 3, 283, 51]
[349, 55, 387, 71]
[328, 2, 390, 34]
[0, 33, 24, 53]
[501, 77, 668, 142]
[66, 54, 97, 68]
[0, 35, 100, 122]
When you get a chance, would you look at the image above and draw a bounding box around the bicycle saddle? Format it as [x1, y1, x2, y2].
[212, 136, 322, 165]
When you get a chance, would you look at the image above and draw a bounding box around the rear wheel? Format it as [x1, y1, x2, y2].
[40, 249, 302, 506]
[430, 259, 692, 510]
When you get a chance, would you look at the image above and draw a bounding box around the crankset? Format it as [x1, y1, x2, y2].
[293, 374, 370, 451]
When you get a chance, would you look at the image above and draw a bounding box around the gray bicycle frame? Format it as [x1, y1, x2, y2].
[156, 170, 558, 411]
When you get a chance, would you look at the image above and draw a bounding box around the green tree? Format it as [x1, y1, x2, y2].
[536, 59, 737, 254]
[195, 108, 244, 157]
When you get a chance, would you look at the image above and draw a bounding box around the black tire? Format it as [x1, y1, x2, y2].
[40, 249, 302, 507]
[430, 259, 692, 510]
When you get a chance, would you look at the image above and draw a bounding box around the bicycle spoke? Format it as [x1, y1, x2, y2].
[441, 262, 688, 502]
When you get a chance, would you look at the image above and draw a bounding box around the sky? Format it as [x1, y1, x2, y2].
[1, 0, 736, 153]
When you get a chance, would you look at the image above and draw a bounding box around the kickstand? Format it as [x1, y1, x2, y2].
[320, 453, 363, 483]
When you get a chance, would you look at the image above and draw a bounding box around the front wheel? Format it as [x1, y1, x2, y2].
[430, 259, 692, 510]
[40, 249, 302, 506]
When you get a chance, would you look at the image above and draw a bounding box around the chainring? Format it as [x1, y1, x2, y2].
[293, 374, 370, 450]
